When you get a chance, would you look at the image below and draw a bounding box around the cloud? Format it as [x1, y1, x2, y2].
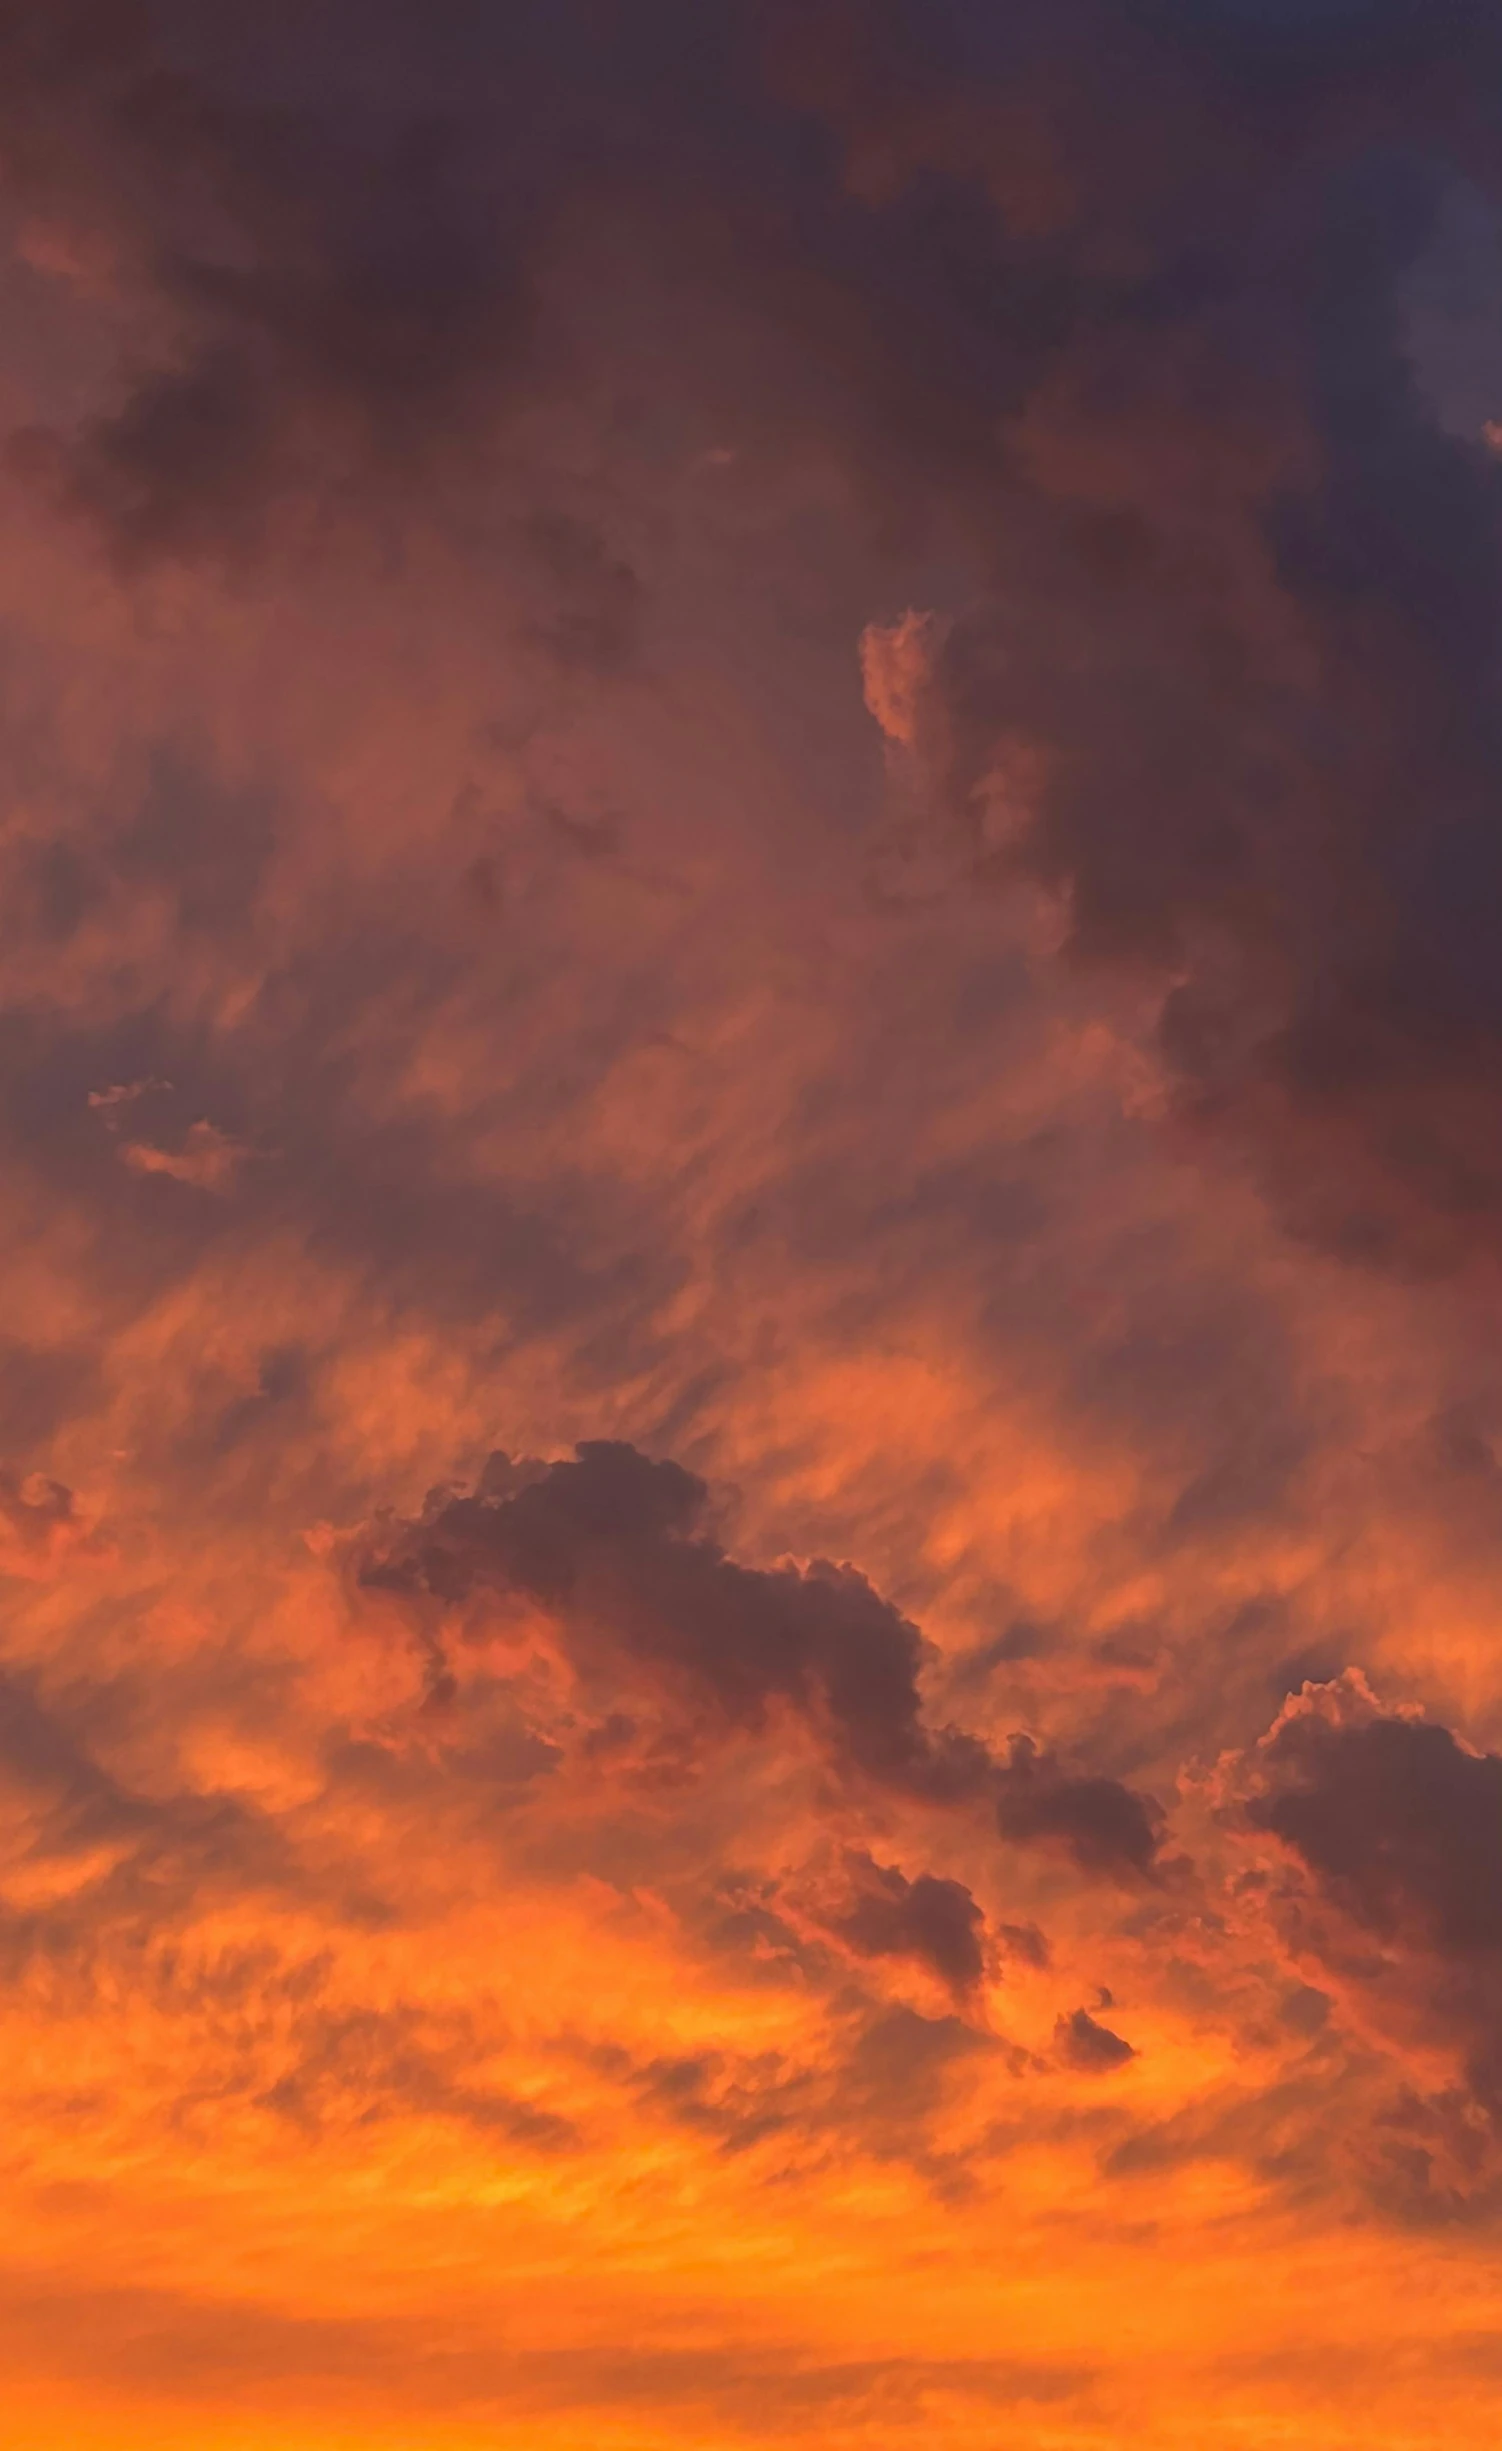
[994, 1735, 1161, 1878]
[255, 1997, 581, 2152]
[1249, 1677, 1502, 1962]
[1, 1, 1502, 2432]
[1240, 1674, 1502, 2210]
[358, 1438, 1163, 1877]
[810, 4, 1502, 1273]
[12, 0, 1502, 1274]
[120, 1119, 246, 1191]
[0, 1663, 306, 1973]
[1, 0, 544, 565]
[822, 1851, 987, 1995]
[860, 609, 941, 750]
[0, 1469, 91, 1577]
[0, 2267, 1093, 2429]
[1054, 2007, 1135, 2074]
[87, 1077, 172, 1114]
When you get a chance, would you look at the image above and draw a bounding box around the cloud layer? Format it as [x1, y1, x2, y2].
[2, 5, 1502, 2448]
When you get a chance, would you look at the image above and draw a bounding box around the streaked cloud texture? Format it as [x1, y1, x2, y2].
[4, 4, 1502, 2444]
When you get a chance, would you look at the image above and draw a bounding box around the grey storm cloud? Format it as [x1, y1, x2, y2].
[810, 0, 1502, 1274]
[6, 2, 1502, 1264]
[359, 1440, 1163, 1878]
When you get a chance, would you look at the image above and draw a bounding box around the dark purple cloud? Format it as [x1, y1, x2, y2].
[824, 1852, 987, 1995]
[1247, 1684, 1502, 2207]
[1250, 1702, 1502, 1960]
[360, 1440, 1162, 1878]
[6, 3, 1502, 1270]
[1054, 2007, 1135, 2074]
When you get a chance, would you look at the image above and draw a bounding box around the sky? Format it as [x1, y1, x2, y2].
[5, 3, 1502, 2446]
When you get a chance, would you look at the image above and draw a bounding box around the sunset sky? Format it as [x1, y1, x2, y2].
[6, 5, 1502, 2446]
